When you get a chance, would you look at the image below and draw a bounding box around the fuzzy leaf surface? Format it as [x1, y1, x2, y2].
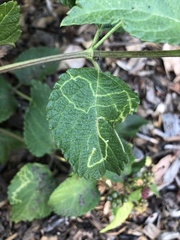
[61, 0, 180, 44]
[13, 47, 60, 85]
[100, 201, 133, 233]
[0, 1, 21, 46]
[24, 81, 54, 157]
[48, 174, 100, 216]
[0, 77, 17, 123]
[47, 68, 139, 179]
[8, 163, 57, 222]
[0, 130, 24, 164]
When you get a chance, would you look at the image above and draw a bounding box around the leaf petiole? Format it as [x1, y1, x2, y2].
[13, 88, 31, 102]
[0, 128, 24, 143]
[93, 21, 123, 49]
[90, 25, 103, 48]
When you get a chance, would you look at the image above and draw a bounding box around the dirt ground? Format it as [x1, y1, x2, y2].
[0, 1, 180, 240]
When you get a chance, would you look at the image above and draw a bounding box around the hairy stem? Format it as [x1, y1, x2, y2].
[0, 128, 24, 143]
[0, 51, 90, 74]
[0, 49, 179, 74]
[94, 49, 180, 58]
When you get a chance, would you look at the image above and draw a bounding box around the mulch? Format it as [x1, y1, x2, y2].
[0, 1, 180, 240]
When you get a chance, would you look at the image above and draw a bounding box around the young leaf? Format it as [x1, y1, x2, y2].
[149, 183, 159, 197]
[129, 189, 141, 203]
[0, 1, 21, 46]
[100, 201, 133, 233]
[115, 114, 148, 139]
[0, 129, 24, 164]
[8, 163, 57, 222]
[47, 68, 139, 179]
[0, 77, 17, 123]
[61, 0, 180, 44]
[13, 47, 60, 85]
[60, 0, 76, 8]
[24, 81, 54, 157]
[48, 174, 100, 216]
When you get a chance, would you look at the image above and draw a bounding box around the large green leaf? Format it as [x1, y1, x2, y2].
[8, 163, 57, 222]
[24, 81, 54, 157]
[100, 201, 133, 233]
[61, 0, 180, 44]
[0, 1, 21, 46]
[13, 47, 60, 85]
[48, 174, 100, 216]
[0, 77, 17, 123]
[47, 68, 139, 179]
[0, 129, 24, 164]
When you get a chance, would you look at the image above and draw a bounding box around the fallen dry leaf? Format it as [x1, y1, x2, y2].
[162, 113, 180, 137]
[152, 154, 176, 185]
[59, 45, 85, 70]
[162, 44, 180, 76]
[143, 223, 161, 240]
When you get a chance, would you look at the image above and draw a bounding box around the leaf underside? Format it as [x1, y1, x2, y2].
[8, 163, 57, 222]
[61, 0, 180, 44]
[0, 1, 21, 46]
[24, 81, 54, 157]
[47, 68, 139, 179]
[49, 174, 100, 216]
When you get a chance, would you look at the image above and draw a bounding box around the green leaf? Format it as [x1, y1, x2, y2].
[60, 0, 76, 8]
[61, 0, 180, 44]
[149, 183, 159, 197]
[24, 81, 54, 157]
[13, 47, 60, 85]
[47, 68, 139, 179]
[48, 174, 100, 216]
[0, 129, 24, 164]
[8, 163, 57, 222]
[0, 1, 21, 46]
[129, 189, 141, 203]
[0, 76, 17, 123]
[131, 158, 146, 174]
[115, 114, 148, 139]
[100, 201, 133, 233]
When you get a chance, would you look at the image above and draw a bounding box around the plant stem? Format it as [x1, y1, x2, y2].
[13, 88, 31, 101]
[0, 128, 24, 143]
[0, 51, 89, 74]
[0, 49, 179, 74]
[94, 49, 180, 58]
[93, 21, 123, 49]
